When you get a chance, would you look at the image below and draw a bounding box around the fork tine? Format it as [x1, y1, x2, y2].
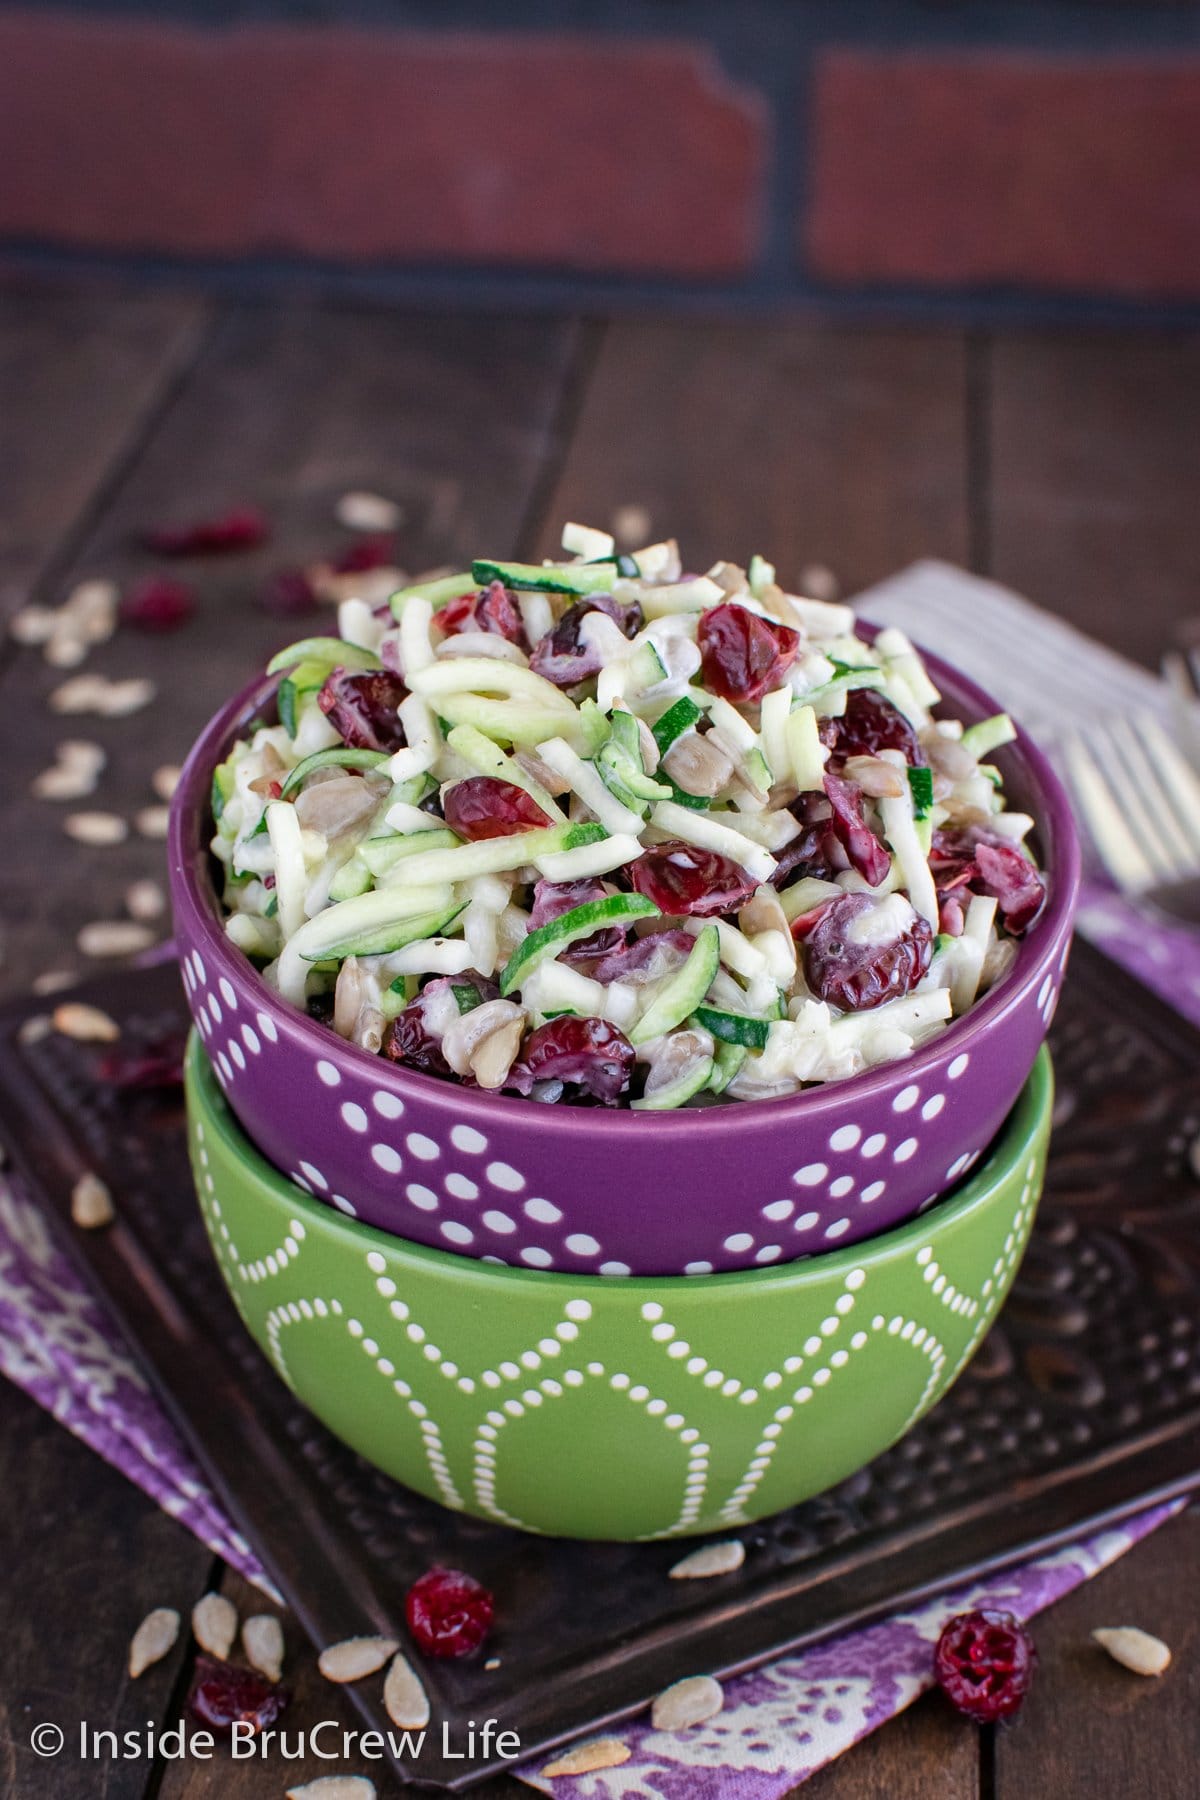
[1081, 723, 1182, 884]
[1062, 729, 1157, 891]
[1106, 713, 1199, 880]
[1161, 651, 1200, 770]
[1132, 712, 1200, 863]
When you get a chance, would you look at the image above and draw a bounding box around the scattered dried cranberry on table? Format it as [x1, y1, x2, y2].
[405, 1568, 494, 1659]
[934, 1610, 1037, 1723]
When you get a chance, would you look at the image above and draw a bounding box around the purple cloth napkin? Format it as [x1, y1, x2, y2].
[0, 564, 1194, 1793]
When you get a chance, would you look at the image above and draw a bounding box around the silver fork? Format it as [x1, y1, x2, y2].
[1062, 710, 1200, 926]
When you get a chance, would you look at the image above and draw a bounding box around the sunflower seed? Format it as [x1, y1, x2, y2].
[287, 1779, 376, 1800]
[53, 1001, 120, 1042]
[242, 1613, 285, 1682]
[78, 921, 156, 958]
[17, 1015, 52, 1046]
[1092, 1626, 1171, 1677]
[383, 1652, 430, 1730]
[125, 878, 166, 922]
[101, 678, 157, 717]
[612, 503, 651, 546]
[650, 1674, 724, 1731]
[64, 578, 119, 644]
[317, 1636, 399, 1684]
[34, 763, 99, 801]
[45, 628, 89, 669]
[9, 605, 57, 645]
[542, 1738, 632, 1778]
[71, 1172, 115, 1229]
[668, 1540, 746, 1580]
[152, 764, 182, 801]
[129, 1606, 180, 1677]
[135, 805, 171, 839]
[32, 969, 76, 996]
[337, 491, 402, 532]
[64, 810, 128, 846]
[799, 563, 840, 602]
[61, 740, 106, 773]
[192, 1591, 238, 1660]
[50, 674, 156, 717]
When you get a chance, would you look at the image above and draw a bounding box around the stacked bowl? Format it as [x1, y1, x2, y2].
[170, 653, 1078, 1540]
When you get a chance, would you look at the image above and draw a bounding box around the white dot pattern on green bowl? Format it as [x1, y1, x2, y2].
[189, 1051, 1047, 1541]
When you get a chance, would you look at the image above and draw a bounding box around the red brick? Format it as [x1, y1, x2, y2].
[0, 11, 766, 278]
[807, 52, 1200, 300]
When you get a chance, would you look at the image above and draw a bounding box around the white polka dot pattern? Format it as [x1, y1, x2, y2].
[179, 923, 1057, 1276]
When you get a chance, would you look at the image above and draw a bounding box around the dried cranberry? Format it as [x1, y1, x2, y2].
[529, 878, 624, 961]
[770, 792, 844, 890]
[405, 1568, 494, 1659]
[823, 771, 891, 888]
[697, 603, 800, 704]
[121, 576, 196, 632]
[929, 827, 1046, 936]
[934, 1610, 1036, 1723]
[258, 566, 320, 616]
[187, 1655, 289, 1734]
[317, 667, 407, 752]
[627, 841, 757, 918]
[443, 778, 551, 841]
[506, 1016, 635, 1105]
[330, 533, 396, 574]
[591, 928, 697, 986]
[826, 687, 927, 767]
[99, 1030, 187, 1090]
[529, 595, 642, 687]
[803, 891, 932, 1012]
[439, 580, 526, 645]
[382, 998, 455, 1079]
[143, 506, 268, 557]
[974, 841, 1046, 935]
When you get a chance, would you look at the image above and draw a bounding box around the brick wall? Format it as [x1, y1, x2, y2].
[2, 6, 1197, 310]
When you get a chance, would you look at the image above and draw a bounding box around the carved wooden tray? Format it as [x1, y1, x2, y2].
[0, 939, 1197, 1789]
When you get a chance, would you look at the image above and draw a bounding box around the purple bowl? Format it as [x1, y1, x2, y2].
[169, 651, 1079, 1277]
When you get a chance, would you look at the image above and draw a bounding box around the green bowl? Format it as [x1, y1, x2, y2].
[187, 1036, 1053, 1541]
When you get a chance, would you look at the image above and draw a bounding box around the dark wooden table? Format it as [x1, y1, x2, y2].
[1, 280, 1197, 1799]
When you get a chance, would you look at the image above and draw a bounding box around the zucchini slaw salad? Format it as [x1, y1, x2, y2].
[210, 526, 1046, 1110]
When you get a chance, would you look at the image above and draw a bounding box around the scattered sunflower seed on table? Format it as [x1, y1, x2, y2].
[32, 748, 103, 800]
[128, 1607, 180, 1677]
[50, 673, 157, 717]
[668, 1540, 745, 1579]
[650, 1674, 725, 1731]
[611, 502, 651, 545]
[287, 1778, 377, 1800]
[63, 810, 128, 846]
[242, 1613, 285, 1682]
[9, 604, 57, 646]
[192, 1591, 239, 1660]
[125, 878, 167, 922]
[383, 1652, 430, 1731]
[317, 1636, 399, 1683]
[151, 763, 182, 801]
[71, 1172, 115, 1229]
[32, 969, 76, 997]
[52, 1001, 120, 1042]
[77, 921, 156, 959]
[542, 1739, 633, 1777]
[1092, 1627, 1172, 1676]
[336, 491, 403, 532]
[136, 805, 171, 839]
